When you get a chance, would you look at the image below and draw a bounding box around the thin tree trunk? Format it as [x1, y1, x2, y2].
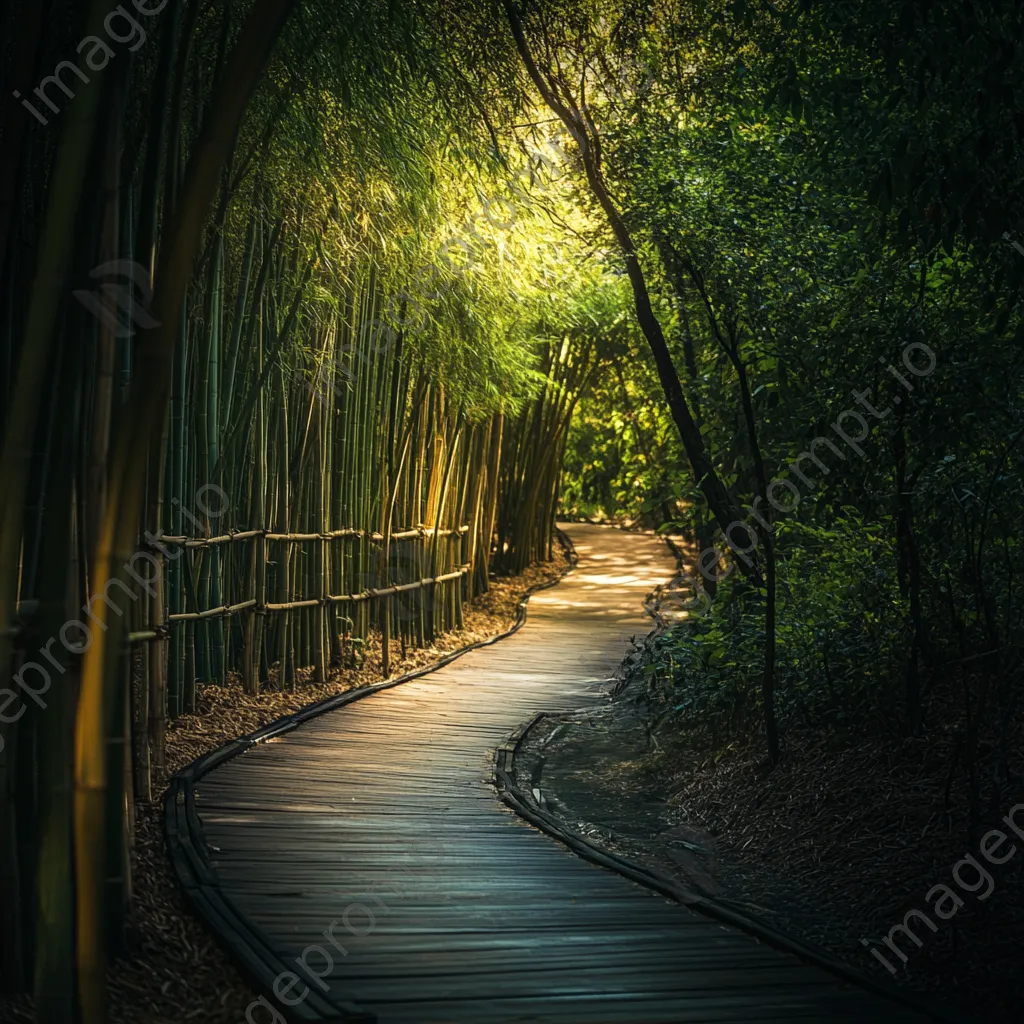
[501, 3, 752, 570]
[32, 332, 82, 1019]
[72, 4, 300, 1018]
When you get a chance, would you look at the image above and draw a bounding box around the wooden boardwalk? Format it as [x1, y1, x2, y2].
[186, 524, 946, 1023]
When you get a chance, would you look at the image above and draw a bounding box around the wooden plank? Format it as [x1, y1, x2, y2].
[167, 525, 963, 1024]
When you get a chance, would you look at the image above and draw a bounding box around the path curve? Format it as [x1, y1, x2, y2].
[182, 524, 938, 1023]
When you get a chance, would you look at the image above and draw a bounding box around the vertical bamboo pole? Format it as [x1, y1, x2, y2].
[276, 370, 293, 689]
[208, 239, 225, 684]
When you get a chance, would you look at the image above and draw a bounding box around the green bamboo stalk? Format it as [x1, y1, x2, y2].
[276, 369, 293, 689]
[208, 238, 225, 685]
[31, 330, 82, 1020]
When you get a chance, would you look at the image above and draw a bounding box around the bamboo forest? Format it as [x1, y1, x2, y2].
[1, 1, 1023, 1022]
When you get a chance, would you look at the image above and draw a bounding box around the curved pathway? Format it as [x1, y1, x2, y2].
[191, 524, 939, 1023]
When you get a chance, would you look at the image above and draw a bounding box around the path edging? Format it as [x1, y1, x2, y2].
[493, 538, 980, 1024]
[163, 535, 578, 1024]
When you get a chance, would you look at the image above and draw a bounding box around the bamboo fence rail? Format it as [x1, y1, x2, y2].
[12, 527, 472, 648]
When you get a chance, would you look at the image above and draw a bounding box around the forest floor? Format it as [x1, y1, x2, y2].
[0, 553, 566, 1024]
[513, 678, 1024, 1024]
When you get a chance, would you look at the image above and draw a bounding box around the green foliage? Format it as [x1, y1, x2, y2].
[640, 516, 906, 746]
[544, 0, 1024, 751]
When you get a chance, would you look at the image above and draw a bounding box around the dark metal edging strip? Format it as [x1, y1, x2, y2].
[492, 534, 981, 1024]
[163, 530, 579, 1023]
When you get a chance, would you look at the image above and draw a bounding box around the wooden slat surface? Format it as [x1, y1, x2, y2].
[192, 524, 943, 1023]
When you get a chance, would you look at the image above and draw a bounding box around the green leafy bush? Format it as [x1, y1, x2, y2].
[638, 514, 907, 749]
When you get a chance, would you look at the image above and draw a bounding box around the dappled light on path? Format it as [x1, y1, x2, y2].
[190, 526, 936, 1023]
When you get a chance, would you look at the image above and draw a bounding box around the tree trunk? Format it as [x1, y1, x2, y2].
[502, 2, 753, 571]
[72, 3, 300, 1019]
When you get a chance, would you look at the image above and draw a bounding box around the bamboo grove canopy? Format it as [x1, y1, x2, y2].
[0, 0, 634, 1017]
[4, 0, 1024, 1021]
